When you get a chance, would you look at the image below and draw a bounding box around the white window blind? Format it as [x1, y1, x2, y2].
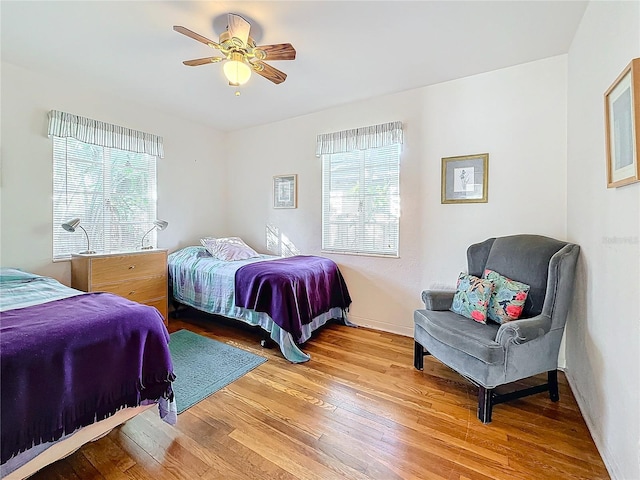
[52, 137, 158, 260]
[321, 143, 401, 257]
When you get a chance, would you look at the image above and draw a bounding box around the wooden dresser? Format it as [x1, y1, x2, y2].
[70, 249, 168, 325]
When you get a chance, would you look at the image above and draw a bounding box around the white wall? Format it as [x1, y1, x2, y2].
[566, 2, 640, 479]
[225, 55, 568, 336]
[0, 62, 227, 285]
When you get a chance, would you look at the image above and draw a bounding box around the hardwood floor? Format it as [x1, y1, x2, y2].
[31, 310, 610, 479]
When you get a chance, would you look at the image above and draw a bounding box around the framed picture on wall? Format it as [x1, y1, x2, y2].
[604, 57, 640, 188]
[441, 153, 489, 204]
[273, 174, 297, 209]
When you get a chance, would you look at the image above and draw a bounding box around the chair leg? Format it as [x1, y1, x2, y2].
[548, 370, 559, 402]
[414, 341, 424, 370]
[478, 386, 493, 424]
[476, 372, 558, 423]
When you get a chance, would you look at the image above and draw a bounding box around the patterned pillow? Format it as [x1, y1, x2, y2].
[200, 237, 259, 261]
[450, 273, 494, 324]
[482, 269, 530, 324]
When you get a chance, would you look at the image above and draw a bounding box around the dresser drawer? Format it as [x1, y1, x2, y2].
[98, 276, 166, 303]
[90, 253, 166, 284]
[146, 297, 168, 321]
[71, 249, 169, 326]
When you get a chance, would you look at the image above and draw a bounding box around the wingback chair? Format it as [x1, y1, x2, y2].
[413, 234, 580, 423]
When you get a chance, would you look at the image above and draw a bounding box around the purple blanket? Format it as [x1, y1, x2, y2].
[234, 255, 352, 342]
[0, 293, 175, 464]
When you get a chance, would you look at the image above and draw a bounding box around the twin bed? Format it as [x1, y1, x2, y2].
[1, 246, 352, 477]
[0, 268, 175, 479]
[168, 246, 353, 363]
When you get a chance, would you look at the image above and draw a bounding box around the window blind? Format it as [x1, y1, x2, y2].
[321, 143, 401, 256]
[52, 137, 158, 260]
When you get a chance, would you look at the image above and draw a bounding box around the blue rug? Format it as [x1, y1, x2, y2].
[169, 329, 267, 414]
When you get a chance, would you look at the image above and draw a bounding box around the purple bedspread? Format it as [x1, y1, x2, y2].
[0, 292, 175, 464]
[234, 255, 352, 342]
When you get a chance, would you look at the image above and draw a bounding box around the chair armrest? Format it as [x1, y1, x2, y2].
[495, 315, 552, 346]
[421, 290, 455, 311]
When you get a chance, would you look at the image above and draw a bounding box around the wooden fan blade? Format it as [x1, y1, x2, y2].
[252, 61, 287, 84]
[255, 43, 296, 61]
[227, 13, 250, 47]
[173, 25, 220, 49]
[183, 57, 225, 66]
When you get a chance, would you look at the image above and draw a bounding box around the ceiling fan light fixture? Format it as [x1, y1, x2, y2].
[174, 20, 294, 86]
[223, 52, 251, 86]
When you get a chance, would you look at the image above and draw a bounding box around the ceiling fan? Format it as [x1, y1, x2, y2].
[173, 14, 296, 87]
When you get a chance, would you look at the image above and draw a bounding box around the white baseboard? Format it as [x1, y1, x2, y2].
[347, 314, 413, 338]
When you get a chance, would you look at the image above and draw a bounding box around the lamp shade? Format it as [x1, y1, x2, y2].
[153, 219, 168, 231]
[61, 218, 81, 232]
[223, 52, 251, 86]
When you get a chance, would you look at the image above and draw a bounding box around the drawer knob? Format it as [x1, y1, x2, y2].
[129, 265, 135, 269]
[129, 291, 135, 296]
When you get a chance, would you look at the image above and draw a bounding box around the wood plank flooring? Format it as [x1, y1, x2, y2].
[30, 309, 610, 479]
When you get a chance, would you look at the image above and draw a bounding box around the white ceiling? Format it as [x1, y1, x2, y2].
[1, 1, 587, 132]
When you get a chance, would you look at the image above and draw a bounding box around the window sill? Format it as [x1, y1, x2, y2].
[321, 250, 399, 259]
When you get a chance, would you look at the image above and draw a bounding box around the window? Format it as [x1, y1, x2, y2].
[48, 110, 164, 261]
[318, 121, 402, 257]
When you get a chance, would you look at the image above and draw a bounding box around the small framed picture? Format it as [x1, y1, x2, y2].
[273, 174, 297, 209]
[604, 58, 640, 188]
[441, 153, 489, 204]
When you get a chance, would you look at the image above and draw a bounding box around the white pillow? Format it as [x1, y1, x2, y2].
[200, 237, 259, 261]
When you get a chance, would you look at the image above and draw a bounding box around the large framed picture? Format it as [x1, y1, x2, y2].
[273, 174, 297, 209]
[441, 153, 489, 204]
[604, 58, 640, 188]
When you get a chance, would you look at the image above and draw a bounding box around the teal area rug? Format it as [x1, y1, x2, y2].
[169, 329, 267, 414]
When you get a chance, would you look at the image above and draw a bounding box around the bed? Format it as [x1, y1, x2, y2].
[0, 268, 176, 479]
[168, 246, 353, 363]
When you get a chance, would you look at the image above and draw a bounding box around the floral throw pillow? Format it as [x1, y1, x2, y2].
[450, 273, 494, 324]
[483, 269, 530, 324]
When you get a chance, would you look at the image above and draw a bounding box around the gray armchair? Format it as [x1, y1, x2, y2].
[413, 234, 580, 423]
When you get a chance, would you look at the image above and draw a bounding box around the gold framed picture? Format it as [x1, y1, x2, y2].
[604, 58, 640, 188]
[441, 153, 489, 204]
[273, 174, 297, 209]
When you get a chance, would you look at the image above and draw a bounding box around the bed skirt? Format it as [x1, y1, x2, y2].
[2, 405, 152, 479]
[174, 300, 354, 363]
